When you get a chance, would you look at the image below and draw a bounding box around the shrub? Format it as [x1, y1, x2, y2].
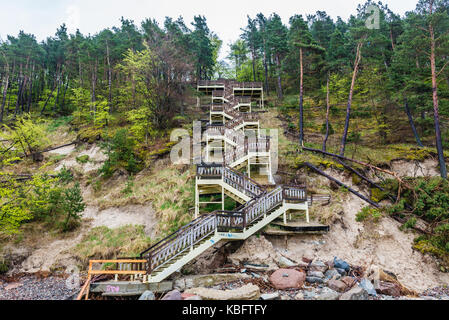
[99, 129, 143, 178]
[356, 206, 383, 223]
[76, 155, 90, 164]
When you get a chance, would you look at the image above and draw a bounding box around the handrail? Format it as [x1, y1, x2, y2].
[136, 80, 308, 279]
[140, 183, 307, 274]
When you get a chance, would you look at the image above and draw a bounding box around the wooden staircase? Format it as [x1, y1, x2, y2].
[137, 81, 308, 283]
[83, 80, 308, 288]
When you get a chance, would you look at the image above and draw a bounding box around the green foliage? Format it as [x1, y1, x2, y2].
[99, 129, 142, 178]
[370, 187, 389, 203]
[0, 115, 49, 157]
[74, 225, 152, 262]
[76, 155, 90, 164]
[387, 177, 449, 265]
[60, 183, 85, 232]
[47, 116, 74, 132]
[0, 175, 35, 234]
[356, 206, 383, 223]
[0, 258, 9, 274]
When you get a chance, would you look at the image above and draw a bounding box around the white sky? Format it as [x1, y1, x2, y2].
[0, 0, 417, 59]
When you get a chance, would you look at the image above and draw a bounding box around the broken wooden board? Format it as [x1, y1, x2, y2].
[264, 221, 330, 235]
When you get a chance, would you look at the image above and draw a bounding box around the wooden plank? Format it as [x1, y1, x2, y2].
[89, 259, 146, 264]
[89, 270, 147, 275]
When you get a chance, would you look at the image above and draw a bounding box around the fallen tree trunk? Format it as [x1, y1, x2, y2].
[335, 158, 413, 211]
[304, 162, 380, 208]
[302, 146, 414, 190]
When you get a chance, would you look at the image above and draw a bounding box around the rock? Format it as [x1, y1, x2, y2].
[340, 287, 369, 300]
[295, 292, 304, 300]
[269, 269, 306, 290]
[297, 261, 310, 269]
[303, 290, 317, 300]
[341, 276, 357, 289]
[325, 269, 341, 280]
[315, 287, 340, 300]
[261, 292, 280, 300]
[185, 284, 260, 300]
[333, 257, 350, 272]
[335, 268, 347, 276]
[138, 291, 155, 301]
[306, 276, 324, 284]
[228, 236, 280, 270]
[309, 260, 328, 273]
[375, 281, 401, 297]
[325, 260, 335, 269]
[327, 279, 347, 293]
[277, 256, 297, 268]
[359, 278, 377, 296]
[5, 283, 22, 291]
[181, 293, 197, 300]
[307, 271, 325, 278]
[174, 274, 251, 291]
[184, 295, 203, 301]
[302, 257, 313, 264]
[161, 290, 182, 301]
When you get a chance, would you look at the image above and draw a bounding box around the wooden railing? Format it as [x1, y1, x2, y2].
[233, 82, 263, 89]
[197, 164, 265, 198]
[140, 183, 306, 275]
[198, 80, 225, 87]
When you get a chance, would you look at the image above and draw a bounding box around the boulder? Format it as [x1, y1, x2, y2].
[261, 292, 280, 301]
[181, 293, 197, 300]
[138, 291, 155, 301]
[309, 260, 328, 273]
[228, 236, 280, 270]
[333, 257, 350, 272]
[341, 276, 357, 289]
[270, 269, 306, 290]
[185, 284, 260, 300]
[277, 256, 297, 268]
[315, 288, 340, 300]
[161, 290, 182, 301]
[324, 269, 341, 280]
[359, 278, 377, 296]
[340, 287, 370, 300]
[327, 279, 347, 293]
[375, 281, 401, 297]
[306, 276, 324, 284]
[335, 268, 347, 276]
[307, 271, 325, 278]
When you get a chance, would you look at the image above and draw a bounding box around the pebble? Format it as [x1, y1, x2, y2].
[0, 276, 78, 300]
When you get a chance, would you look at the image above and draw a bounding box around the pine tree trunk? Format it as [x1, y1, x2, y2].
[263, 49, 269, 95]
[61, 76, 69, 112]
[275, 53, 283, 100]
[340, 41, 363, 156]
[106, 41, 113, 112]
[299, 47, 304, 146]
[54, 73, 61, 113]
[323, 73, 331, 152]
[404, 98, 423, 147]
[429, 14, 447, 179]
[0, 72, 9, 123]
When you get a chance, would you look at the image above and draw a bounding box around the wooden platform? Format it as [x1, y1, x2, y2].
[264, 220, 330, 235]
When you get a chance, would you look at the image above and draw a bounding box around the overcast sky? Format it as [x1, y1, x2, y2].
[0, 0, 418, 59]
